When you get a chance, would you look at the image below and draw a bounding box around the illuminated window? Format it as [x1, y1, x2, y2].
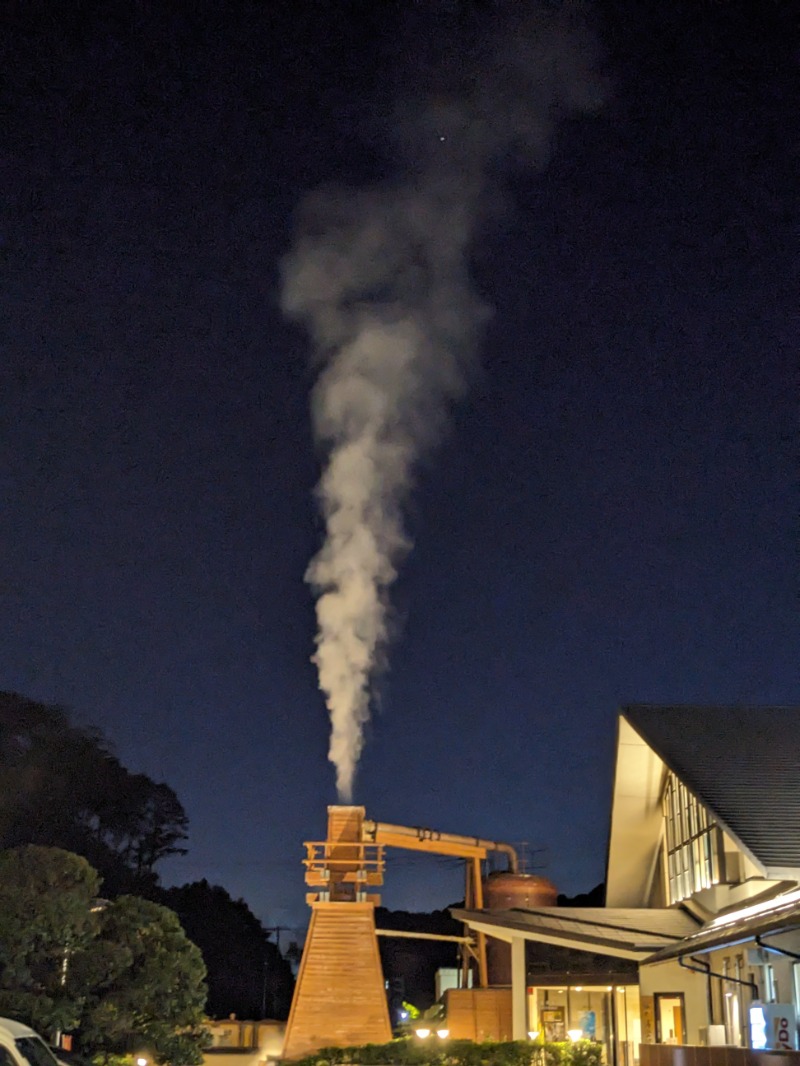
[662, 772, 723, 903]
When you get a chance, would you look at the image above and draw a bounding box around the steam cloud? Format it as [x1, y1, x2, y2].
[281, 4, 605, 801]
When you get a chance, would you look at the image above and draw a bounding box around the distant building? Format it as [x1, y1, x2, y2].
[454, 705, 800, 1066]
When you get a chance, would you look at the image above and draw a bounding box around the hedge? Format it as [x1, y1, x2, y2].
[290, 1037, 604, 1066]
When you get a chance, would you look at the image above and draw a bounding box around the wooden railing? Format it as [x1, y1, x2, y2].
[302, 841, 385, 887]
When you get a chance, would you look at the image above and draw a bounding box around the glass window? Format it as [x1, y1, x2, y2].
[662, 773, 723, 903]
[15, 1039, 59, 1066]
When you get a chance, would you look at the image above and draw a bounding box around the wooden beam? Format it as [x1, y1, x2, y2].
[375, 929, 475, 943]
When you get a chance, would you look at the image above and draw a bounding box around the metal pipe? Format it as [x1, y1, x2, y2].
[755, 935, 800, 961]
[679, 954, 759, 1017]
[362, 820, 519, 872]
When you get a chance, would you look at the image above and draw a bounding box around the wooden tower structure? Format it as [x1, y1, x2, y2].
[282, 806, 392, 1060]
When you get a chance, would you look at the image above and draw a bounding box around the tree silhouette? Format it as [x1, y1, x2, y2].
[0, 692, 187, 895]
[159, 880, 294, 1019]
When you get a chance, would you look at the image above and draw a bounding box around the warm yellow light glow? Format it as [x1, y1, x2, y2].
[437, 1030, 450, 1039]
[708, 887, 800, 930]
[575, 986, 583, 992]
[617, 987, 626, 993]
[136, 1059, 147, 1066]
[567, 1030, 582, 1043]
[606, 987, 613, 992]
[415, 1029, 431, 1039]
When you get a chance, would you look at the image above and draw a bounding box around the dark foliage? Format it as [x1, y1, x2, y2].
[0, 692, 188, 896]
[376, 908, 463, 1014]
[158, 879, 294, 1020]
[557, 884, 605, 907]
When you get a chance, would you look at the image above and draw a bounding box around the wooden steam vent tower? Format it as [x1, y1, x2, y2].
[283, 805, 522, 1059]
[282, 806, 391, 1060]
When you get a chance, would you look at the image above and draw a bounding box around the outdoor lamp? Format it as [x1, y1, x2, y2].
[437, 1029, 449, 1039]
[415, 1028, 431, 1039]
[567, 1030, 582, 1043]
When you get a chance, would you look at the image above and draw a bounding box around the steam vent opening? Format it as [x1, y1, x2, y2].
[483, 871, 558, 986]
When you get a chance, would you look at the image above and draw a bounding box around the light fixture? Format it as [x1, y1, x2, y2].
[136, 1059, 148, 1066]
[415, 1029, 431, 1039]
[575, 986, 583, 992]
[437, 1029, 450, 1039]
[606, 987, 612, 992]
[528, 1031, 540, 1041]
[567, 1030, 582, 1043]
[617, 987, 626, 993]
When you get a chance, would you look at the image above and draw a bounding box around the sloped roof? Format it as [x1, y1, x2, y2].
[622, 705, 800, 872]
[647, 886, 800, 962]
[452, 906, 699, 960]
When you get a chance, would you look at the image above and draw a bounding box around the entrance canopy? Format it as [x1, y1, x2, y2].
[646, 887, 800, 962]
[452, 907, 700, 961]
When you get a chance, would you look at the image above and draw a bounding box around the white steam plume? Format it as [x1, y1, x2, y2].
[281, 4, 606, 801]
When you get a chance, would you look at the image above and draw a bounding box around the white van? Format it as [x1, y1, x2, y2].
[0, 1018, 63, 1066]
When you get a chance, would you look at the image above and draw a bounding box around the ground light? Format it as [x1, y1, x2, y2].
[436, 1030, 449, 1039]
[415, 1029, 431, 1039]
[567, 1030, 582, 1042]
[528, 1031, 540, 1040]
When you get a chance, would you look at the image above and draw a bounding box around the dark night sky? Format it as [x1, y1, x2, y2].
[1, 1, 797, 933]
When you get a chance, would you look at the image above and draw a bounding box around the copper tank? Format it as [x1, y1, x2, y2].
[483, 871, 558, 986]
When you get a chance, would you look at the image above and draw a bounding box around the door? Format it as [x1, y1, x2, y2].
[654, 993, 686, 1045]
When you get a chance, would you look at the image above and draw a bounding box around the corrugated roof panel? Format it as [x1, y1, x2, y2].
[622, 705, 800, 870]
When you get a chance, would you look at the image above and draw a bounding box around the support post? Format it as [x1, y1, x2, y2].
[511, 935, 527, 1041]
[472, 856, 488, 988]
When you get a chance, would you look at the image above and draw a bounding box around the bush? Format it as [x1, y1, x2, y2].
[290, 1037, 604, 1066]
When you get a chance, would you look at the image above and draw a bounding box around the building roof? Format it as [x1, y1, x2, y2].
[452, 906, 700, 961]
[622, 705, 800, 873]
[646, 886, 800, 962]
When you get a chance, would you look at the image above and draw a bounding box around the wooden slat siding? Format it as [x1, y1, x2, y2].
[327, 805, 365, 900]
[282, 901, 392, 1060]
[443, 988, 513, 1042]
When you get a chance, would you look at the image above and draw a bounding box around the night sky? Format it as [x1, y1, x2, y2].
[2, 1, 796, 935]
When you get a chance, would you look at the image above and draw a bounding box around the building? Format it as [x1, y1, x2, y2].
[454, 705, 800, 1065]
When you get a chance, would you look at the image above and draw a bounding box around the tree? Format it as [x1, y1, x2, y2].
[0, 692, 188, 895]
[159, 881, 295, 1019]
[75, 896, 208, 1065]
[0, 846, 101, 1035]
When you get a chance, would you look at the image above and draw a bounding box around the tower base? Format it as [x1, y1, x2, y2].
[282, 901, 391, 1060]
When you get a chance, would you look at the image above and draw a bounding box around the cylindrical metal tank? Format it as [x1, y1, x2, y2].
[482, 872, 558, 986]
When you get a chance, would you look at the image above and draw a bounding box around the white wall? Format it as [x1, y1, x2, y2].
[640, 960, 709, 1045]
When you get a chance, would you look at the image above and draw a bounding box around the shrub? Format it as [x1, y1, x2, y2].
[290, 1037, 604, 1066]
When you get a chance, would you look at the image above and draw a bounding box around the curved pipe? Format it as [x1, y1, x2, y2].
[755, 934, 800, 961]
[362, 819, 519, 872]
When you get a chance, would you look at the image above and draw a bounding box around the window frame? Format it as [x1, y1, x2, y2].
[662, 772, 723, 903]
